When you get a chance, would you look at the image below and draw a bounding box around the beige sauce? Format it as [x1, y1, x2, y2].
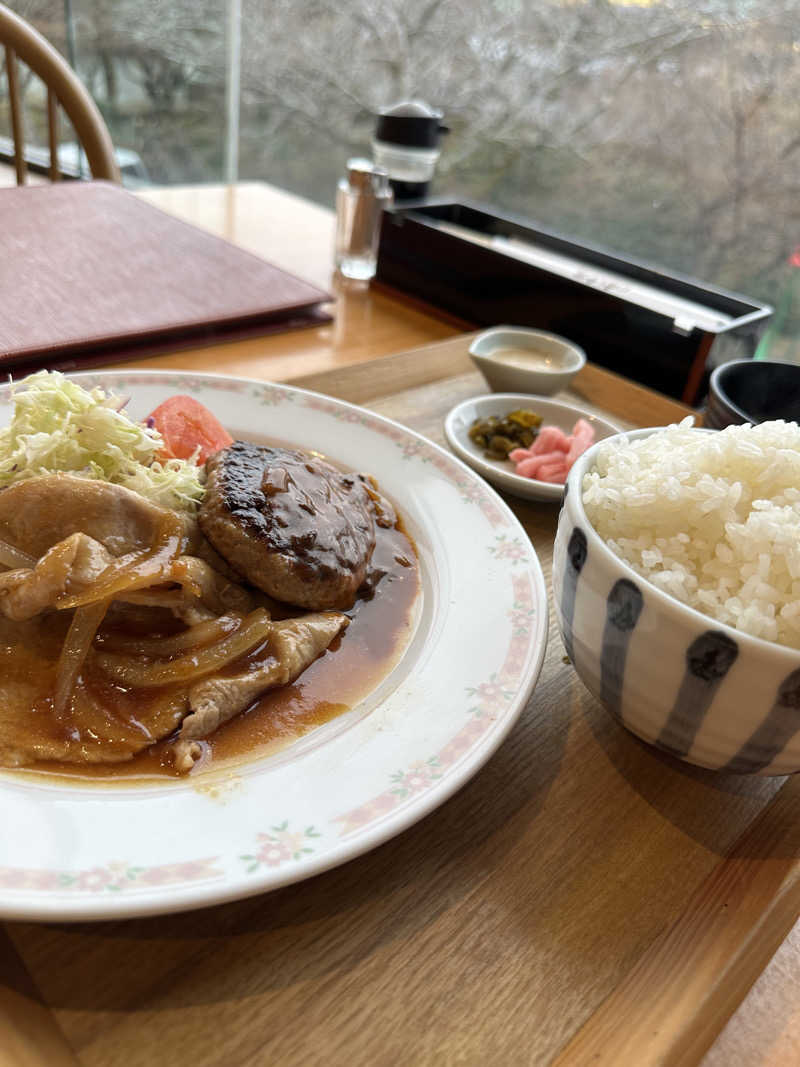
[487, 346, 559, 371]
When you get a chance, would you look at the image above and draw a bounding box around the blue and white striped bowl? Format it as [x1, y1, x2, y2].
[553, 428, 800, 775]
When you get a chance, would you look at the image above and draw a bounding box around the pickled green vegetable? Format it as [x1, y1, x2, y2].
[468, 409, 543, 459]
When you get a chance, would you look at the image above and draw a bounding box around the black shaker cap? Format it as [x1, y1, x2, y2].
[375, 101, 449, 148]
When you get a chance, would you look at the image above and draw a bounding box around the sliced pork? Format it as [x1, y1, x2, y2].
[170, 612, 348, 771]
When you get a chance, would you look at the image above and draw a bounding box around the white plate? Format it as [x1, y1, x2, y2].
[0, 371, 548, 921]
[444, 393, 620, 502]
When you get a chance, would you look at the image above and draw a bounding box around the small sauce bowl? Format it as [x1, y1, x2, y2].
[469, 326, 586, 396]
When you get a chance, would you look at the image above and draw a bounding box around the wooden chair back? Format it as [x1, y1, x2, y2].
[0, 3, 119, 183]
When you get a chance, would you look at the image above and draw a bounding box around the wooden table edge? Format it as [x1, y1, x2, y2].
[0, 929, 80, 1066]
[552, 774, 800, 1066]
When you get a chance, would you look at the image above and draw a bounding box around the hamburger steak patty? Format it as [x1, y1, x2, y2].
[199, 441, 380, 610]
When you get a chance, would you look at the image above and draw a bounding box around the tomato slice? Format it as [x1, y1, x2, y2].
[146, 395, 234, 463]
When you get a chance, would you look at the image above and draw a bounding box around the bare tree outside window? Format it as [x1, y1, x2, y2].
[4, 0, 799, 308]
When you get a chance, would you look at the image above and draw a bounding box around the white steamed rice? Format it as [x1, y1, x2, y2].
[582, 418, 800, 650]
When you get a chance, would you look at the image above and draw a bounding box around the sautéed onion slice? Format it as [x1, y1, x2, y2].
[98, 613, 244, 658]
[53, 598, 112, 718]
[0, 538, 36, 570]
[95, 608, 273, 687]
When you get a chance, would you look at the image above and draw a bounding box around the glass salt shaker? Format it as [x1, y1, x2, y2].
[334, 158, 393, 281]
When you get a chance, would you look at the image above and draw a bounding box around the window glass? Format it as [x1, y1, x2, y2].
[237, 0, 796, 306]
[5, 0, 796, 306]
[6, 0, 226, 185]
[0, 2, 67, 179]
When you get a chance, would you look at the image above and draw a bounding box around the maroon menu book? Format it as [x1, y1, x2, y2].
[0, 181, 332, 372]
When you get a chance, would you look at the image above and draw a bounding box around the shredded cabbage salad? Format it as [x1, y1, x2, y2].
[0, 371, 205, 512]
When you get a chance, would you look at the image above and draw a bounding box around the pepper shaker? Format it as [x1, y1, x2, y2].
[334, 158, 393, 281]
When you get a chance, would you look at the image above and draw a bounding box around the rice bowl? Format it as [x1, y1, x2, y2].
[552, 422, 800, 774]
[582, 419, 800, 651]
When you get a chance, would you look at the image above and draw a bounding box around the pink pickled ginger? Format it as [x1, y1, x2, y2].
[510, 418, 595, 484]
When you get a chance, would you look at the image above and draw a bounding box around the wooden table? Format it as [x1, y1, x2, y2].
[2, 333, 799, 1066]
[124, 182, 461, 383]
[2, 185, 800, 1066]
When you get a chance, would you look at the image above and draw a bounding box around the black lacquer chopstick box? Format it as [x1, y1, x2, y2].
[375, 200, 772, 403]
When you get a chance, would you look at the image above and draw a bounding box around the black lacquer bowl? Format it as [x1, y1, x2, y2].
[706, 359, 800, 430]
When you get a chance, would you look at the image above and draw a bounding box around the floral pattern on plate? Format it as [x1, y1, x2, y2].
[241, 825, 321, 872]
[0, 859, 222, 894]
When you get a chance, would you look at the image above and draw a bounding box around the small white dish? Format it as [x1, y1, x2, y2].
[469, 326, 586, 395]
[444, 393, 620, 502]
